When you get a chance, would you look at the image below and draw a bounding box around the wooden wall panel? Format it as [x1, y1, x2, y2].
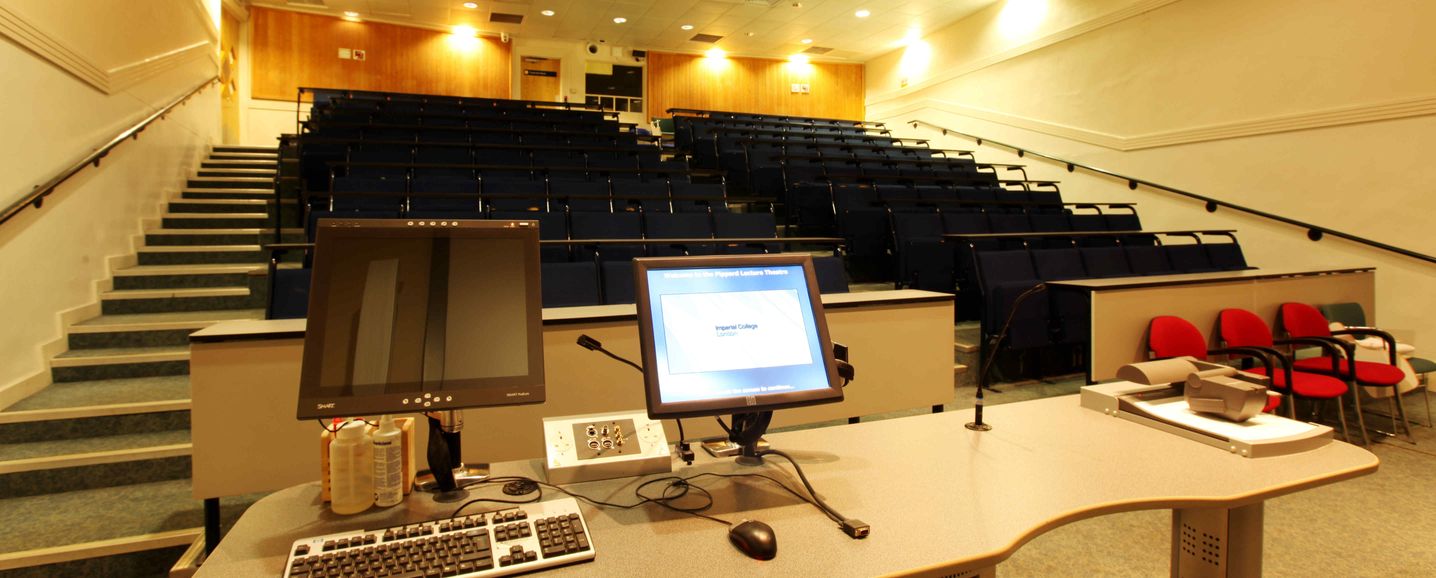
[250, 7, 510, 102]
[646, 51, 864, 120]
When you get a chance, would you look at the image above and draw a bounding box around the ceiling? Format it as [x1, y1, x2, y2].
[249, 0, 997, 62]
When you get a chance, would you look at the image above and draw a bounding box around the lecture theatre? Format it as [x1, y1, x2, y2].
[1, 1, 1432, 576]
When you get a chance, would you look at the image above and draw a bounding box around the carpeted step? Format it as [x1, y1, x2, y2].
[179, 188, 274, 200]
[201, 159, 277, 170]
[168, 199, 273, 215]
[135, 245, 267, 266]
[112, 263, 261, 290]
[99, 286, 261, 315]
[48, 346, 189, 382]
[195, 168, 276, 178]
[142, 228, 304, 247]
[186, 176, 273, 190]
[161, 213, 271, 229]
[212, 145, 276, 154]
[67, 306, 265, 349]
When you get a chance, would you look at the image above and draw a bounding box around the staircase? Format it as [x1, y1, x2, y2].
[0, 145, 302, 577]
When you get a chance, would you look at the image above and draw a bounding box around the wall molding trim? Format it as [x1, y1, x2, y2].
[0, 3, 216, 94]
[866, 0, 1182, 108]
[0, 5, 108, 90]
[874, 94, 1436, 151]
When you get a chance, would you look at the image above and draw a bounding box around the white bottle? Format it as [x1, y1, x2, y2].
[372, 414, 404, 508]
[329, 420, 374, 515]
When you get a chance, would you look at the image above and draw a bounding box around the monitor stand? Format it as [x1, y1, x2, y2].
[725, 411, 773, 466]
[415, 411, 489, 503]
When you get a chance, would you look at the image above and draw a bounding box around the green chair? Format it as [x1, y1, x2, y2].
[1319, 302, 1433, 427]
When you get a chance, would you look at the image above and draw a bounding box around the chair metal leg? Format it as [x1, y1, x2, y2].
[1393, 389, 1414, 443]
[1352, 388, 1370, 446]
[1335, 399, 1351, 444]
[1424, 381, 1433, 428]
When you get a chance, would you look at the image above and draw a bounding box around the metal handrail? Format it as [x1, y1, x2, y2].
[2, 77, 219, 227]
[907, 119, 1436, 265]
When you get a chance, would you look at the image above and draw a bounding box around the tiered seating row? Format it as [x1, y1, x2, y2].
[967, 230, 1249, 351]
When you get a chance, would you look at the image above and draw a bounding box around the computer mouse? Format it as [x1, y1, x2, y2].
[728, 519, 777, 560]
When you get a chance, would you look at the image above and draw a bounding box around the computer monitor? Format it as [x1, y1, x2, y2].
[296, 218, 544, 420]
[633, 254, 842, 421]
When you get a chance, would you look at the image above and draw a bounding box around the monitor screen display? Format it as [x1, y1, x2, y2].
[297, 219, 544, 419]
[634, 254, 841, 419]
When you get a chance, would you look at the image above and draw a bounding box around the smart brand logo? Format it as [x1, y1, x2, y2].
[317, 403, 336, 410]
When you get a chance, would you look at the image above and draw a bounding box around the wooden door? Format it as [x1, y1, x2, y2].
[520, 56, 560, 102]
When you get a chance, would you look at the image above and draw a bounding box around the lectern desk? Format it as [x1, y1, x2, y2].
[196, 395, 1377, 577]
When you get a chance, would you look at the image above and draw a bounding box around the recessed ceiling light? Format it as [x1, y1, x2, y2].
[789, 54, 809, 64]
[800, 38, 813, 44]
[855, 9, 871, 18]
[541, 10, 555, 16]
[613, 17, 627, 24]
[462, 2, 478, 9]
[705, 47, 727, 59]
[681, 24, 694, 30]
[343, 11, 360, 17]
[452, 25, 478, 37]
[746, 32, 755, 37]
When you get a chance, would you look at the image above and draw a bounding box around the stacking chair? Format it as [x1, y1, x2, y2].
[1217, 308, 1355, 442]
[1279, 302, 1413, 442]
[1319, 302, 1434, 426]
[1146, 316, 1283, 415]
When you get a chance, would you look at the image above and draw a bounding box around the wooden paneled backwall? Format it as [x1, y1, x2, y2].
[646, 51, 864, 121]
[250, 7, 510, 102]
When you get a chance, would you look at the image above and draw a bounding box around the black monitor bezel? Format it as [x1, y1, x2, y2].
[633, 253, 843, 419]
[296, 218, 545, 420]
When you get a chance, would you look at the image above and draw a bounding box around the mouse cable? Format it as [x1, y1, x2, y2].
[758, 449, 869, 538]
[450, 475, 732, 528]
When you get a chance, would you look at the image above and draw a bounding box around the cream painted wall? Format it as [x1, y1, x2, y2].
[0, 1, 220, 391]
[865, 0, 1436, 344]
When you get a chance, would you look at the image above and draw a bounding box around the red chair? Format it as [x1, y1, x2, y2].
[1146, 315, 1284, 415]
[1279, 302, 1412, 443]
[1216, 308, 1356, 443]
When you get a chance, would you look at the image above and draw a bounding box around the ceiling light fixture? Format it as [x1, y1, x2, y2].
[789, 54, 809, 64]
[681, 24, 694, 30]
[452, 25, 478, 38]
[855, 9, 870, 18]
[343, 11, 360, 17]
[800, 38, 813, 44]
[462, 2, 478, 9]
[541, 10, 555, 16]
[705, 47, 727, 59]
[613, 17, 627, 24]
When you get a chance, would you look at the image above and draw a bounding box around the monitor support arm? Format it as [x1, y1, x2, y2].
[416, 410, 488, 503]
[727, 411, 774, 466]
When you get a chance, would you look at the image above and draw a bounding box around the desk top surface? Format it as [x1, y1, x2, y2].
[1047, 266, 1373, 291]
[196, 395, 1376, 577]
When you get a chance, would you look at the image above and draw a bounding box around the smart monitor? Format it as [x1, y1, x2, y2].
[296, 218, 545, 419]
[633, 254, 842, 426]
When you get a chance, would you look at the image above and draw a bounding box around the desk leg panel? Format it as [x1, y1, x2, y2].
[1171, 503, 1263, 578]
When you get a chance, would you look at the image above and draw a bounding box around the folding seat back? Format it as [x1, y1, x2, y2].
[408, 175, 479, 216]
[812, 256, 850, 294]
[601, 261, 636, 304]
[645, 213, 715, 256]
[987, 213, 1032, 234]
[330, 175, 406, 213]
[714, 212, 779, 254]
[415, 147, 473, 178]
[1105, 212, 1142, 231]
[266, 268, 312, 320]
[1067, 214, 1107, 232]
[1166, 243, 1211, 272]
[569, 212, 643, 262]
[552, 181, 611, 213]
[893, 212, 952, 291]
[671, 182, 723, 213]
[1080, 246, 1132, 278]
[483, 180, 547, 213]
[1124, 244, 1175, 275]
[541, 262, 601, 307]
[614, 181, 670, 214]
[975, 250, 1050, 349]
[1206, 242, 1248, 270]
[418, 129, 468, 144]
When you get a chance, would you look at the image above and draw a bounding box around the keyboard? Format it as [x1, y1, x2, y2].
[282, 497, 595, 578]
